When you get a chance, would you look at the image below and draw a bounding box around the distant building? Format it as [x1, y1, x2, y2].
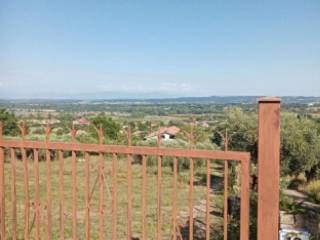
[145, 126, 180, 141]
[73, 117, 90, 126]
[200, 121, 210, 128]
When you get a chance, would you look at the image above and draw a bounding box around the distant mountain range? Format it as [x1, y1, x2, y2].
[0, 96, 320, 105]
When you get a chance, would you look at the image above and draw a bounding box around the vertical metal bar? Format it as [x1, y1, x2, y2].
[71, 150, 77, 240]
[94, 126, 105, 240]
[156, 155, 162, 240]
[127, 153, 132, 240]
[58, 150, 64, 240]
[172, 157, 178, 240]
[10, 149, 17, 240]
[111, 153, 117, 240]
[33, 149, 40, 240]
[98, 152, 105, 240]
[44, 125, 52, 240]
[70, 126, 77, 240]
[156, 130, 162, 240]
[22, 146, 29, 240]
[0, 122, 5, 240]
[45, 149, 52, 240]
[223, 160, 228, 240]
[141, 155, 147, 240]
[205, 159, 210, 240]
[224, 130, 229, 240]
[127, 128, 132, 240]
[240, 157, 250, 240]
[257, 97, 280, 240]
[188, 158, 194, 240]
[84, 152, 90, 240]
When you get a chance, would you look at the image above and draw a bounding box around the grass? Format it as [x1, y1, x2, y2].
[3, 153, 228, 240]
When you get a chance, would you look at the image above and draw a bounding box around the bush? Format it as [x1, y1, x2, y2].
[29, 127, 43, 135]
[53, 127, 65, 136]
[303, 180, 320, 203]
[90, 114, 121, 141]
[288, 173, 307, 190]
[136, 138, 217, 171]
[76, 129, 97, 144]
[0, 108, 19, 136]
[280, 197, 306, 214]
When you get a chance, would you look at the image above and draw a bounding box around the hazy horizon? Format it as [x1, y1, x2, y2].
[1, 95, 320, 101]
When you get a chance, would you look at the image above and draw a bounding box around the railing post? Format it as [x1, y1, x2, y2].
[257, 97, 281, 240]
[0, 123, 5, 240]
[240, 154, 250, 240]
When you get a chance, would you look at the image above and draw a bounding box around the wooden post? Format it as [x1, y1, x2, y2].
[257, 97, 281, 240]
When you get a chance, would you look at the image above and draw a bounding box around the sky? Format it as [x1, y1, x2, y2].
[0, 0, 320, 99]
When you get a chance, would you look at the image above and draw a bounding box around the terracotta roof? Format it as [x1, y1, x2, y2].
[165, 126, 180, 135]
[147, 126, 180, 138]
[73, 117, 90, 125]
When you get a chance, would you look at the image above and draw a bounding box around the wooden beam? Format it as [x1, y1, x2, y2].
[257, 97, 281, 240]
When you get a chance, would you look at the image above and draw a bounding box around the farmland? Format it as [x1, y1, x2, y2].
[1, 96, 320, 238]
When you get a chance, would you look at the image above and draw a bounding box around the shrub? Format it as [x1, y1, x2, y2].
[288, 173, 307, 190]
[136, 138, 217, 171]
[76, 129, 97, 144]
[303, 180, 320, 203]
[0, 108, 19, 136]
[53, 127, 65, 136]
[29, 127, 43, 135]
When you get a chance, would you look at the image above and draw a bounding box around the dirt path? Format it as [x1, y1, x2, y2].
[283, 189, 320, 211]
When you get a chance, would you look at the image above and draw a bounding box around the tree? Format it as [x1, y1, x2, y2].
[58, 113, 73, 132]
[281, 114, 320, 180]
[0, 108, 19, 136]
[212, 108, 320, 180]
[137, 121, 149, 132]
[179, 123, 209, 147]
[212, 107, 258, 160]
[91, 113, 121, 141]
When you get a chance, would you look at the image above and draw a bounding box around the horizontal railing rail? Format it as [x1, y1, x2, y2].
[0, 139, 249, 161]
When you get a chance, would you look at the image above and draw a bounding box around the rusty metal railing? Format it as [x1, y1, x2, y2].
[0, 123, 250, 240]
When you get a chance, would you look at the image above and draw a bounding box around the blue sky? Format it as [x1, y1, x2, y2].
[0, 0, 319, 98]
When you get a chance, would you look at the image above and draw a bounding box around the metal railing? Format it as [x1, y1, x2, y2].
[0, 123, 250, 240]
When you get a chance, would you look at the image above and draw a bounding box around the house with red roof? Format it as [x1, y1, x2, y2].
[72, 117, 90, 126]
[145, 126, 180, 141]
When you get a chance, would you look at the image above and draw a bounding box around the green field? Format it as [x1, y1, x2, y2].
[3, 154, 228, 239]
